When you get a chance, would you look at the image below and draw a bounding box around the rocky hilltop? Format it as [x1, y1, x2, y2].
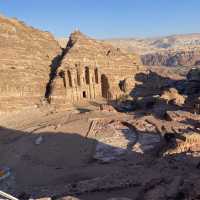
[0, 16, 141, 113]
[49, 31, 141, 105]
[0, 15, 61, 113]
[107, 33, 200, 67]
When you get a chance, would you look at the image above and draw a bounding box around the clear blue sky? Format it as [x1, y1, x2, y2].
[0, 0, 200, 39]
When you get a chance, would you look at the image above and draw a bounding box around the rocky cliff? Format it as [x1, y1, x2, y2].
[141, 49, 200, 67]
[49, 31, 142, 105]
[0, 15, 61, 113]
[107, 33, 200, 67]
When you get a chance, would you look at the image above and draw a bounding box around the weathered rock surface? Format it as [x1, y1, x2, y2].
[107, 33, 200, 55]
[141, 49, 200, 67]
[89, 120, 161, 162]
[0, 15, 61, 113]
[165, 110, 200, 122]
[107, 34, 200, 67]
[120, 77, 136, 93]
[50, 31, 142, 105]
[160, 88, 186, 106]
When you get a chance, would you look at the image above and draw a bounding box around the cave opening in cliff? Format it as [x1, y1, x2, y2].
[85, 67, 90, 84]
[101, 74, 109, 98]
[67, 70, 72, 87]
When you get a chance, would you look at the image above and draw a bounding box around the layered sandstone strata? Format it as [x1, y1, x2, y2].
[141, 49, 200, 67]
[0, 15, 61, 112]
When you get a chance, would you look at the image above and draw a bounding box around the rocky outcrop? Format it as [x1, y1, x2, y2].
[49, 31, 142, 105]
[56, 37, 68, 49]
[0, 16, 141, 112]
[141, 49, 200, 67]
[107, 34, 200, 67]
[0, 15, 61, 113]
[160, 88, 186, 106]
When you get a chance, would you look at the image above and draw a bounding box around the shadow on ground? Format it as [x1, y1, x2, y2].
[113, 70, 200, 122]
[1, 123, 200, 200]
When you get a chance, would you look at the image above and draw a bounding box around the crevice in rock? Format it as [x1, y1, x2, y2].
[45, 47, 68, 103]
[45, 33, 80, 103]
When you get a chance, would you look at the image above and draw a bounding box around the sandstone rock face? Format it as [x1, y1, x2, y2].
[160, 88, 186, 106]
[56, 37, 69, 49]
[120, 77, 136, 93]
[107, 34, 200, 67]
[0, 16, 141, 112]
[141, 49, 200, 67]
[0, 15, 61, 113]
[49, 31, 141, 105]
[130, 67, 184, 98]
[165, 132, 200, 155]
[165, 110, 200, 122]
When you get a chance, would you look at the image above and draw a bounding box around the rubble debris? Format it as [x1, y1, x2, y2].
[165, 110, 200, 122]
[92, 120, 161, 162]
[100, 104, 117, 112]
[164, 132, 200, 155]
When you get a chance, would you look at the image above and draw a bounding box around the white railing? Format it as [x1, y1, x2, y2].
[0, 191, 19, 200]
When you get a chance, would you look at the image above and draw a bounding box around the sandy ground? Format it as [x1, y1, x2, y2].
[1, 104, 200, 200]
[0, 104, 127, 197]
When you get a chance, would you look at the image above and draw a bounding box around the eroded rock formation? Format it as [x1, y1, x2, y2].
[141, 49, 200, 67]
[49, 31, 141, 105]
[107, 34, 200, 67]
[0, 16, 141, 113]
[0, 15, 61, 113]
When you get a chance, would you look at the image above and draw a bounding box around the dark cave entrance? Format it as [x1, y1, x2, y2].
[83, 91, 87, 98]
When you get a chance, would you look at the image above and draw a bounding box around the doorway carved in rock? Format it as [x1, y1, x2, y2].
[101, 74, 109, 98]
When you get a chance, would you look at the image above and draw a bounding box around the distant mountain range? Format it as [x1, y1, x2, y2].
[105, 33, 200, 55]
[106, 34, 200, 67]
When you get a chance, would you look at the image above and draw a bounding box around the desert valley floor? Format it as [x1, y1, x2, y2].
[1, 99, 200, 200]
